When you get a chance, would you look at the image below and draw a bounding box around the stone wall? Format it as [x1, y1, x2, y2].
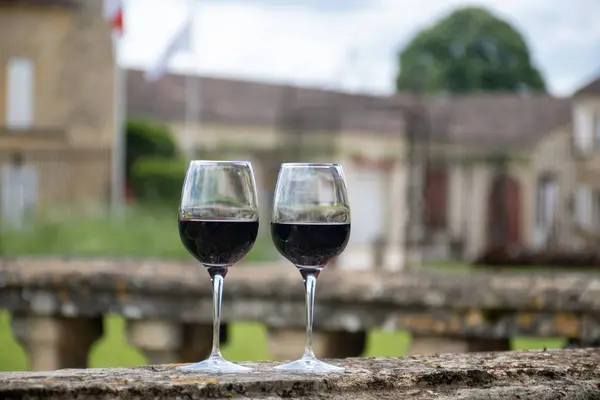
[0, 0, 114, 145]
[0, 350, 599, 399]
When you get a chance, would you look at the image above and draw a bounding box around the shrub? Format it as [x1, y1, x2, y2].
[131, 157, 187, 206]
[126, 118, 178, 179]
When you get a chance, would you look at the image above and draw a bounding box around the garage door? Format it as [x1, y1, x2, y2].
[346, 169, 386, 245]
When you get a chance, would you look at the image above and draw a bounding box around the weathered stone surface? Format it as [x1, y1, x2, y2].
[3, 258, 600, 310]
[0, 350, 599, 399]
[2, 258, 600, 340]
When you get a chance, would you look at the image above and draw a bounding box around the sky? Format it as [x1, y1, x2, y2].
[121, 0, 600, 97]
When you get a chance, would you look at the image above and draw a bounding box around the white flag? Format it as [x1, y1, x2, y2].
[145, 18, 193, 82]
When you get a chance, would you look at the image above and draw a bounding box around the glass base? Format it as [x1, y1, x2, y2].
[180, 355, 252, 373]
[274, 356, 345, 373]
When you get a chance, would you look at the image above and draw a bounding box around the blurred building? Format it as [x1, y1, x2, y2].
[126, 70, 407, 270]
[0, 0, 115, 219]
[418, 94, 571, 260]
[128, 69, 600, 267]
[540, 78, 600, 251]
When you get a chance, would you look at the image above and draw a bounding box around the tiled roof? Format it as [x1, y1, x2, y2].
[126, 69, 572, 147]
[126, 69, 405, 135]
[423, 93, 572, 148]
[574, 76, 600, 97]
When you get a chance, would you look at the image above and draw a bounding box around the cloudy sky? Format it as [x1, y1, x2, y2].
[121, 0, 600, 96]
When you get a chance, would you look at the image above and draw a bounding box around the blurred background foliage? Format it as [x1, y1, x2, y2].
[396, 7, 546, 93]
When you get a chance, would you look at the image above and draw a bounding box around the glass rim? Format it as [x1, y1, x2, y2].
[189, 160, 252, 166]
[280, 163, 340, 168]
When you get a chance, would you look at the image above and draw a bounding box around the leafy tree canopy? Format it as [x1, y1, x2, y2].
[396, 7, 546, 93]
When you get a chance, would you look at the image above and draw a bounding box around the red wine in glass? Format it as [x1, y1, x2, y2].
[271, 162, 350, 373]
[271, 222, 350, 268]
[178, 160, 259, 373]
[179, 219, 259, 267]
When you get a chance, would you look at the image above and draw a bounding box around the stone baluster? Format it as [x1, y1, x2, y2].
[11, 314, 103, 371]
[126, 320, 227, 365]
[267, 328, 366, 361]
[126, 320, 182, 365]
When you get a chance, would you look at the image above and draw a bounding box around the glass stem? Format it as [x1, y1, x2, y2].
[302, 270, 317, 360]
[209, 269, 225, 358]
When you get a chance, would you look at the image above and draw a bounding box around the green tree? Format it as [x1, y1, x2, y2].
[396, 7, 546, 93]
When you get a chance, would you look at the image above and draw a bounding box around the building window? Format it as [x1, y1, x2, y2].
[5, 57, 34, 129]
[595, 115, 600, 152]
[535, 176, 557, 230]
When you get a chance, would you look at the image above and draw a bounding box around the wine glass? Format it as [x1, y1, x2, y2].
[178, 160, 259, 373]
[271, 163, 350, 373]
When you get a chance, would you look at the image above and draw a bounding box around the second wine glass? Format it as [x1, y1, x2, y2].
[271, 163, 351, 373]
[178, 160, 259, 373]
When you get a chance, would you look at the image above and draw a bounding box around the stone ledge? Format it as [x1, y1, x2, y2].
[4, 258, 600, 341]
[3, 257, 600, 312]
[1, 350, 599, 399]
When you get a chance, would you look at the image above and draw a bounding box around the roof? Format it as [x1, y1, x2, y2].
[573, 76, 600, 97]
[126, 69, 405, 135]
[422, 93, 572, 149]
[126, 69, 572, 147]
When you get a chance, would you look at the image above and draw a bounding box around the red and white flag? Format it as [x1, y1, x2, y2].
[104, 0, 124, 35]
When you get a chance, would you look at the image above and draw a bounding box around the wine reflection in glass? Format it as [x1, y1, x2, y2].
[178, 160, 259, 373]
[271, 163, 351, 373]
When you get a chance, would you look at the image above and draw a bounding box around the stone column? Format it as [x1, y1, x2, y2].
[464, 165, 492, 260]
[126, 320, 218, 365]
[11, 315, 103, 371]
[178, 323, 215, 363]
[447, 164, 462, 238]
[404, 161, 425, 269]
[126, 320, 182, 365]
[267, 328, 366, 361]
[384, 160, 408, 272]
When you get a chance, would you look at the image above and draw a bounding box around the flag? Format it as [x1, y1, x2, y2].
[145, 18, 193, 82]
[104, 0, 124, 35]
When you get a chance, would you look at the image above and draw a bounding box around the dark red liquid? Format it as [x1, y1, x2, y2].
[271, 222, 350, 268]
[179, 219, 259, 266]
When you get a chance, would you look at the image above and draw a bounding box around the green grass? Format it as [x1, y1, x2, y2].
[0, 206, 275, 262]
[0, 311, 564, 371]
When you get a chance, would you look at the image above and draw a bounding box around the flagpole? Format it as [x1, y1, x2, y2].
[145, 7, 196, 162]
[184, 3, 199, 161]
[184, 68, 199, 160]
[111, 32, 125, 218]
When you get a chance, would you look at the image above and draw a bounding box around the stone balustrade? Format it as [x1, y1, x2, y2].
[1, 349, 599, 399]
[1, 257, 600, 371]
